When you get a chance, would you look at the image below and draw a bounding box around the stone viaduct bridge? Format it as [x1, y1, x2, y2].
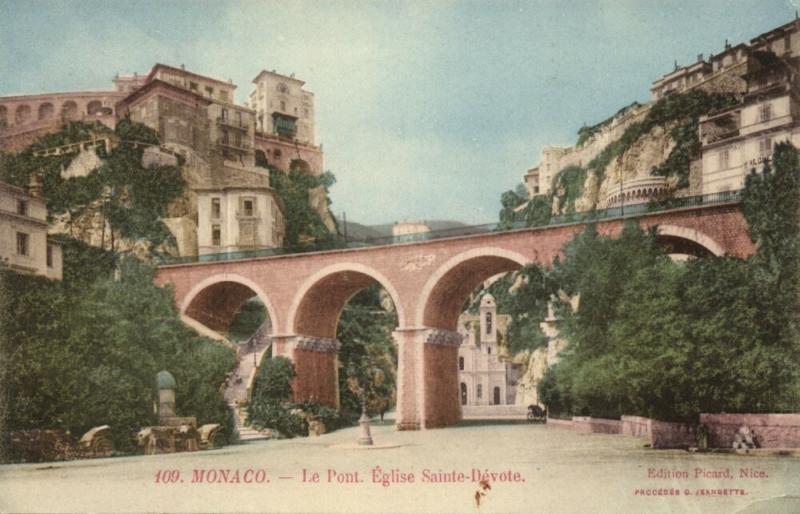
[155, 201, 755, 430]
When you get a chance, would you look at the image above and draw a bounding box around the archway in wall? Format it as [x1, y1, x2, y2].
[38, 103, 54, 121]
[183, 278, 274, 338]
[416, 249, 527, 425]
[15, 104, 31, 125]
[654, 225, 724, 261]
[62, 101, 78, 122]
[181, 277, 275, 405]
[289, 265, 403, 412]
[420, 250, 526, 331]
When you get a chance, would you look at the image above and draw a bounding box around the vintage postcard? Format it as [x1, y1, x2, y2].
[2, 1, 800, 513]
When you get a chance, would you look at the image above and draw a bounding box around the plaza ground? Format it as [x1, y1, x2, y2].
[2, 418, 800, 514]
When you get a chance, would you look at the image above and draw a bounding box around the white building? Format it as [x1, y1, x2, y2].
[699, 50, 800, 194]
[196, 184, 284, 256]
[0, 179, 62, 279]
[249, 70, 316, 146]
[457, 294, 512, 406]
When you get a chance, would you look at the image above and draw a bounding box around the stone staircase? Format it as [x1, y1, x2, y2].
[179, 315, 272, 442]
[224, 321, 273, 442]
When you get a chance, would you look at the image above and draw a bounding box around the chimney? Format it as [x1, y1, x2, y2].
[725, 39, 731, 50]
[181, 64, 186, 70]
[697, 53, 704, 62]
[674, 59, 679, 71]
[28, 172, 43, 198]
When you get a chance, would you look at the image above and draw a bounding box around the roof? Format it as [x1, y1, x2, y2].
[252, 69, 306, 87]
[116, 79, 213, 113]
[156, 370, 177, 390]
[147, 63, 237, 90]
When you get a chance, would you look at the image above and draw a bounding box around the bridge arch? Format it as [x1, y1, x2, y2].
[416, 247, 529, 330]
[180, 273, 278, 335]
[288, 263, 405, 339]
[655, 224, 724, 258]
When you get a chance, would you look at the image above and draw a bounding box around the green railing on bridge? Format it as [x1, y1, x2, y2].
[157, 189, 742, 266]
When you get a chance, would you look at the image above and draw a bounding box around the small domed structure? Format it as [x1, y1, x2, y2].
[156, 370, 176, 390]
[480, 294, 496, 308]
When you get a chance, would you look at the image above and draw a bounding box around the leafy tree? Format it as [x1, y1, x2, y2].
[0, 258, 236, 459]
[336, 285, 397, 418]
[250, 356, 295, 403]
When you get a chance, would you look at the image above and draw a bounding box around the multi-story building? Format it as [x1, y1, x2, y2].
[249, 70, 324, 175]
[195, 186, 284, 256]
[457, 294, 514, 406]
[114, 64, 286, 256]
[519, 17, 800, 205]
[0, 178, 62, 279]
[699, 28, 800, 193]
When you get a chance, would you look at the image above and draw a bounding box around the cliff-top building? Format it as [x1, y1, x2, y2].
[521, 17, 800, 208]
[0, 62, 331, 257]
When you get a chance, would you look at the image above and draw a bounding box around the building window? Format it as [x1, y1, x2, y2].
[759, 137, 773, 158]
[485, 312, 492, 335]
[718, 149, 729, 170]
[221, 108, 228, 121]
[16, 232, 29, 256]
[460, 383, 467, 405]
[46, 244, 53, 268]
[277, 83, 288, 93]
[16, 199, 27, 216]
[487, 346, 492, 355]
[211, 198, 221, 219]
[189, 81, 198, 91]
[205, 86, 214, 96]
[476, 384, 482, 399]
[241, 198, 254, 217]
[280, 100, 286, 111]
[458, 356, 464, 371]
[219, 90, 229, 102]
[759, 103, 772, 123]
[212, 225, 221, 246]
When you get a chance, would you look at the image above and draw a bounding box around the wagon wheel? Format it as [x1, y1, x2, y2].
[92, 437, 114, 457]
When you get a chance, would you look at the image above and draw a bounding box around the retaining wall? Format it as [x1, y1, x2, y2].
[700, 413, 800, 448]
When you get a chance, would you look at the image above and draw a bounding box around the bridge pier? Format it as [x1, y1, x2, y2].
[275, 335, 341, 408]
[394, 328, 463, 430]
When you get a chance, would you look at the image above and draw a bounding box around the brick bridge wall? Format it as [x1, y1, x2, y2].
[155, 203, 755, 430]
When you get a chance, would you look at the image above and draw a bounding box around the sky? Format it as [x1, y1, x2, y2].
[1, 1, 796, 225]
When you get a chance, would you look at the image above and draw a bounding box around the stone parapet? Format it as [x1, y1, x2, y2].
[572, 416, 623, 434]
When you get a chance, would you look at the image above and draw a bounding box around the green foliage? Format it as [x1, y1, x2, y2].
[0, 258, 236, 459]
[497, 188, 551, 229]
[246, 399, 305, 438]
[57, 236, 117, 288]
[337, 285, 398, 418]
[551, 165, 587, 214]
[268, 167, 337, 246]
[247, 359, 352, 438]
[0, 121, 184, 253]
[540, 146, 800, 421]
[250, 356, 295, 403]
[227, 298, 267, 343]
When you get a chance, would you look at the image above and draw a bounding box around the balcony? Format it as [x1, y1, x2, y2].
[217, 137, 251, 152]
[699, 109, 741, 146]
[217, 116, 249, 131]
